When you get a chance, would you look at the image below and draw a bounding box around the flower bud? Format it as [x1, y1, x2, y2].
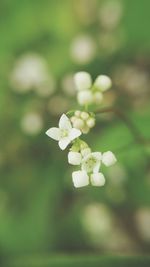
[74, 72, 92, 91]
[86, 117, 95, 128]
[73, 118, 84, 129]
[102, 151, 117, 166]
[82, 125, 90, 134]
[70, 116, 77, 123]
[91, 172, 105, 186]
[93, 91, 103, 104]
[68, 151, 82, 165]
[75, 110, 81, 117]
[94, 75, 112, 92]
[81, 111, 89, 120]
[72, 170, 89, 188]
[77, 90, 93, 106]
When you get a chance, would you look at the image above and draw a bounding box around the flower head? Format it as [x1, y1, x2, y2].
[46, 114, 81, 150]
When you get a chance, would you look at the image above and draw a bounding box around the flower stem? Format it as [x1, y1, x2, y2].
[95, 106, 149, 145]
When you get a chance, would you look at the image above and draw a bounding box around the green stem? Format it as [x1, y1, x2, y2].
[95, 106, 149, 145]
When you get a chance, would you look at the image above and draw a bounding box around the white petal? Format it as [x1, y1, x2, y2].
[91, 172, 105, 186]
[81, 148, 91, 157]
[58, 137, 71, 150]
[92, 152, 102, 161]
[68, 152, 81, 165]
[102, 151, 117, 166]
[59, 114, 72, 130]
[93, 161, 101, 173]
[74, 72, 92, 91]
[45, 127, 61, 141]
[72, 170, 89, 188]
[69, 128, 81, 141]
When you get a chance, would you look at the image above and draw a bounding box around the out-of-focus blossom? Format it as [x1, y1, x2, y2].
[61, 73, 76, 97]
[82, 203, 136, 251]
[74, 0, 98, 25]
[10, 53, 55, 96]
[21, 112, 43, 135]
[113, 65, 149, 97]
[48, 96, 70, 116]
[99, 31, 125, 55]
[99, 0, 123, 31]
[70, 35, 96, 64]
[135, 208, 150, 242]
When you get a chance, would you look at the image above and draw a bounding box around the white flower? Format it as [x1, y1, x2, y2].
[77, 90, 93, 106]
[72, 170, 89, 188]
[81, 152, 102, 173]
[46, 114, 81, 150]
[74, 72, 92, 91]
[68, 152, 82, 165]
[94, 75, 112, 92]
[102, 151, 117, 166]
[91, 173, 105, 186]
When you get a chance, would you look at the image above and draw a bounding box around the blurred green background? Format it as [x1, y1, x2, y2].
[0, 0, 150, 265]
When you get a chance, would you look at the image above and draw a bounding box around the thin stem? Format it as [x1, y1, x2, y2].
[95, 107, 149, 145]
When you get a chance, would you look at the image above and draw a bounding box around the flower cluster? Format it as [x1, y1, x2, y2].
[74, 71, 112, 106]
[46, 72, 117, 188]
[70, 111, 95, 134]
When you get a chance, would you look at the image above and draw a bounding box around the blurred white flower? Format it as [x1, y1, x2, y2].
[135, 208, 150, 242]
[61, 73, 76, 97]
[48, 96, 70, 116]
[10, 53, 55, 96]
[74, 0, 98, 25]
[99, 0, 123, 31]
[21, 112, 43, 135]
[70, 35, 96, 64]
[46, 114, 81, 150]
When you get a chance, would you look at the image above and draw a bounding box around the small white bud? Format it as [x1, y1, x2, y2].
[77, 90, 93, 106]
[94, 75, 112, 92]
[91, 172, 105, 186]
[74, 72, 92, 91]
[86, 117, 95, 128]
[82, 125, 90, 134]
[102, 151, 117, 166]
[75, 110, 81, 117]
[74, 71, 92, 91]
[93, 91, 103, 104]
[81, 111, 89, 120]
[70, 116, 77, 123]
[68, 152, 82, 165]
[73, 118, 84, 129]
[72, 170, 89, 188]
